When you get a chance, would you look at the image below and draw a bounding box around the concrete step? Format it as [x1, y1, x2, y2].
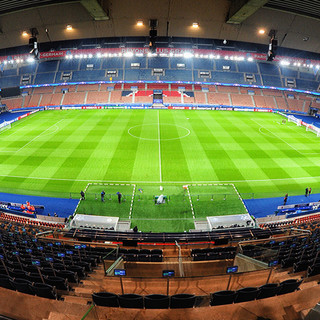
[74, 286, 95, 298]
[46, 312, 80, 320]
[62, 295, 92, 305]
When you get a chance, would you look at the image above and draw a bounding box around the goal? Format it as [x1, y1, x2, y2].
[306, 124, 320, 137]
[0, 121, 11, 133]
[288, 115, 302, 126]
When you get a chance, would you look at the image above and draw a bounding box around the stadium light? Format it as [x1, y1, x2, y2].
[137, 20, 143, 27]
[27, 57, 35, 63]
[66, 25, 73, 31]
[183, 52, 193, 58]
[96, 53, 102, 58]
[22, 31, 29, 37]
[124, 52, 134, 57]
[258, 29, 266, 35]
[247, 57, 254, 62]
[192, 22, 199, 28]
[280, 60, 290, 66]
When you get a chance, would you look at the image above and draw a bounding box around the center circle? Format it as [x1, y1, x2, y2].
[128, 123, 190, 141]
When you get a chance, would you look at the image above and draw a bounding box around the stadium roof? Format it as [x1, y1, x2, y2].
[0, 0, 319, 55]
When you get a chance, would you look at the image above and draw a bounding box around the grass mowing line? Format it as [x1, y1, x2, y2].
[129, 184, 136, 219]
[252, 118, 304, 156]
[0, 174, 319, 185]
[16, 119, 65, 152]
[157, 110, 162, 183]
[231, 183, 249, 215]
[186, 185, 195, 220]
[285, 124, 320, 154]
[129, 218, 194, 221]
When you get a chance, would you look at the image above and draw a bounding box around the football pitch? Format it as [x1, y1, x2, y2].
[0, 109, 320, 232]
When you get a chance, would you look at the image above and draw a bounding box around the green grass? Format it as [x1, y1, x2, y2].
[189, 184, 247, 218]
[1, 109, 320, 231]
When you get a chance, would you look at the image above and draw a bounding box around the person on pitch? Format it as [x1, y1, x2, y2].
[117, 192, 122, 203]
[101, 190, 105, 202]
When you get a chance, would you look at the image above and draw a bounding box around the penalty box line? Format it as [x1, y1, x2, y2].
[188, 183, 240, 219]
[186, 185, 195, 220]
[231, 183, 249, 215]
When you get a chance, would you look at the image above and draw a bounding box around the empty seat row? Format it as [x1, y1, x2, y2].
[93, 292, 196, 309]
[0, 275, 57, 299]
[92, 279, 302, 309]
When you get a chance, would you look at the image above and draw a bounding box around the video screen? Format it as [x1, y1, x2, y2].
[114, 269, 126, 276]
[162, 270, 175, 277]
[226, 266, 238, 274]
[268, 260, 278, 267]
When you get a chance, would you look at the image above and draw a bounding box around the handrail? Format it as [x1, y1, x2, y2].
[35, 230, 54, 238]
[290, 228, 311, 235]
[105, 256, 123, 276]
[81, 304, 95, 320]
[102, 247, 118, 275]
[237, 230, 307, 252]
[175, 240, 184, 277]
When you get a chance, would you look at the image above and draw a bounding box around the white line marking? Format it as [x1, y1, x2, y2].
[158, 110, 162, 183]
[15, 119, 64, 153]
[252, 119, 304, 155]
[0, 175, 319, 184]
[0, 112, 40, 139]
[231, 183, 249, 214]
[186, 185, 195, 220]
[130, 218, 194, 221]
[127, 123, 190, 141]
[129, 184, 136, 219]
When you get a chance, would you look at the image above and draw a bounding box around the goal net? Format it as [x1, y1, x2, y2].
[288, 115, 302, 126]
[306, 123, 320, 137]
[0, 121, 11, 133]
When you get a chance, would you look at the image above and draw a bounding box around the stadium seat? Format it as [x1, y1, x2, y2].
[257, 284, 279, 299]
[210, 290, 236, 306]
[0, 274, 14, 290]
[118, 293, 144, 308]
[170, 294, 196, 308]
[45, 276, 69, 291]
[234, 287, 260, 303]
[92, 292, 119, 307]
[9, 269, 29, 280]
[144, 294, 170, 309]
[56, 270, 79, 283]
[9, 278, 34, 295]
[31, 283, 57, 299]
[308, 263, 320, 277]
[27, 272, 47, 283]
[278, 279, 302, 295]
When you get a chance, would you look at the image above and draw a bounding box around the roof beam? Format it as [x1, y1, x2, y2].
[80, 0, 109, 21]
[227, 0, 269, 24]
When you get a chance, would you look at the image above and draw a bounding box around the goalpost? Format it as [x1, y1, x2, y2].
[287, 114, 320, 137]
[0, 121, 11, 133]
[306, 124, 320, 137]
[287, 115, 302, 126]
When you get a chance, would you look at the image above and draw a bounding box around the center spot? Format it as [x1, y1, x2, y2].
[128, 123, 190, 141]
